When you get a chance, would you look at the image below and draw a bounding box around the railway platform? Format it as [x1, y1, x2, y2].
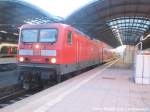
[0, 68, 18, 101]
[0, 58, 16, 64]
[0, 58, 18, 96]
[0, 57, 17, 87]
[0, 70, 18, 89]
[1, 60, 150, 112]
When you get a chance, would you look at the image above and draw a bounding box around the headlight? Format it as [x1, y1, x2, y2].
[35, 44, 40, 49]
[51, 58, 56, 64]
[19, 57, 24, 62]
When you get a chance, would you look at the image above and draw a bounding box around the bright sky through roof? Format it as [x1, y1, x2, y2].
[115, 45, 126, 56]
[24, 0, 94, 18]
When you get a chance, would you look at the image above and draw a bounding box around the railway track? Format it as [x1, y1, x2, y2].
[0, 89, 25, 108]
[0, 64, 101, 109]
[0, 89, 39, 108]
[0, 75, 76, 108]
[0, 80, 58, 108]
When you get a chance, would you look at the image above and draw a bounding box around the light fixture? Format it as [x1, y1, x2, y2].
[35, 44, 40, 49]
[51, 58, 56, 64]
[19, 57, 24, 62]
[0, 30, 7, 33]
[13, 33, 19, 36]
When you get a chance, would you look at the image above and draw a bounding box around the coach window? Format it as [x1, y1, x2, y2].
[67, 31, 72, 44]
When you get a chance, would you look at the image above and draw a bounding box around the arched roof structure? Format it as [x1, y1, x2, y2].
[0, 0, 150, 49]
[0, 0, 62, 43]
[65, 0, 150, 48]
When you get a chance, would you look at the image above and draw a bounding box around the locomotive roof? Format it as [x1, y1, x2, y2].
[21, 23, 69, 29]
[21, 23, 102, 43]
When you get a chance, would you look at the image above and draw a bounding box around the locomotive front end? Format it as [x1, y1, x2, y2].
[17, 24, 60, 90]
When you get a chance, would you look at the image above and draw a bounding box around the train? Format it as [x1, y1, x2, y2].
[17, 23, 117, 90]
[0, 43, 17, 57]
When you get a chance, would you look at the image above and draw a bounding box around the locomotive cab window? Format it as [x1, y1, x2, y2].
[67, 31, 72, 44]
[21, 29, 57, 43]
[21, 29, 38, 42]
[39, 29, 58, 43]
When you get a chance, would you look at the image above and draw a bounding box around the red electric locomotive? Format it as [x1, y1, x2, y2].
[17, 23, 115, 89]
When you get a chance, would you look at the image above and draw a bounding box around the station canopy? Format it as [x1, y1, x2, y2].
[0, 0, 62, 43]
[0, 0, 150, 49]
[65, 0, 150, 49]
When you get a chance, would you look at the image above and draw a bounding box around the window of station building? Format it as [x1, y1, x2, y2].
[67, 31, 72, 44]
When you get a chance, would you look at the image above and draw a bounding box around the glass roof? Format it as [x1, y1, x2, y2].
[24, 0, 95, 18]
[107, 17, 150, 45]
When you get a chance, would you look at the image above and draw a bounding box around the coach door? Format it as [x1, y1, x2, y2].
[75, 33, 79, 67]
[76, 40, 79, 64]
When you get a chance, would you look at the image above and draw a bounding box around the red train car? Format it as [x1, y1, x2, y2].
[0, 43, 17, 57]
[17, 23, 115, 89]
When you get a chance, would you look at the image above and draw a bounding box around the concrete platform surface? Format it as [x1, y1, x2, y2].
[1, 60, 150, 112]
[0, 70, 18, 88]
[0, 58, 17, 88]
[0, 58, 16, 64]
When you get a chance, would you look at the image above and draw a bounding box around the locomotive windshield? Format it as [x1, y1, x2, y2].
[22, 29, 38, 42]
[39, 29, 57, 42]
[21, 29, 58, 43]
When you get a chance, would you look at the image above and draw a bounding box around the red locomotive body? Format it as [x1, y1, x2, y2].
[17, 23, 115, 89]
